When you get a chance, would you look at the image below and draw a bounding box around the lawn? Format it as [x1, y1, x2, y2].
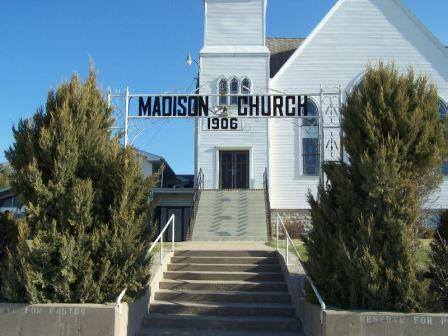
[265, 239, 308, 262]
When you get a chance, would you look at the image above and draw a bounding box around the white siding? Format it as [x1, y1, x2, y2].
[270, 0, 448, 209]
[139, 159, 153, 178]
[198, 55, 269, 189]
[205, 0, 265, 46]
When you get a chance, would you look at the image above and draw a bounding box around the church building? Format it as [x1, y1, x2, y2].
[187, 0, 448, 240]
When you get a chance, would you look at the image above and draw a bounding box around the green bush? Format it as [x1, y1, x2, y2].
[1, 70, 158, 303]
[0, 212, 19, 287]
[305, 63, 447, 312]
[429, 211, 448, 311]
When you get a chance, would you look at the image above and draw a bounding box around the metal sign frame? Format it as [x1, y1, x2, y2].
[107, 87, 343, 184]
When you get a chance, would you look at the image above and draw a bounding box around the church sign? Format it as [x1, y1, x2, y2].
[136, 94, 310, 118]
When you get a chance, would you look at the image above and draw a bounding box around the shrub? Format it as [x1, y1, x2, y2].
[0, 212, 19, 288]
[429, 211, 448, 311]
[1, 70, 158, 303]
[305, 63, 447, 312]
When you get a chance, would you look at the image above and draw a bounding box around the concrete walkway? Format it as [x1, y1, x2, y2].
[176, 241, 273, 251]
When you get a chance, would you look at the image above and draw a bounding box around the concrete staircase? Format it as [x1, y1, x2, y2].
[136, 250, 303, 336]
[192, 190, 267, 241]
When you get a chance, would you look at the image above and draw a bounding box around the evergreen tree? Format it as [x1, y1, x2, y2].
[0, 212, 19, 285]
[0, 164, 12, 188]
[305, 63, 447, 312]
[1, 70, 158, 303]
[430, 211, 448, 311]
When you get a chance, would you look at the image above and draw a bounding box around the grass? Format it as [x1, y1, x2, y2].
[265, 239, 308, 262]
[414, 239, 432, 273]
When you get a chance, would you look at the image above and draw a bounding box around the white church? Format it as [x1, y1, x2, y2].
[148, 0, 448, 241]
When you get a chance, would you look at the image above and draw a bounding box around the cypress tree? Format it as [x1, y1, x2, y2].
[305, 63, 447, 312]
[1, 70, 158, 303]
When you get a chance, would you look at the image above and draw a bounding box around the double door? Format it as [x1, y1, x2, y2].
[219, 150, 249, 189]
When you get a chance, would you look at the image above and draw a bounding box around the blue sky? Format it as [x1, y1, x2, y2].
[1, 0, 447, 174]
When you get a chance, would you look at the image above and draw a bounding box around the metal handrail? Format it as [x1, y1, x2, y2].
[275, 214, 327, 319]
[187, 168, 204, 239]
[148, 214, 175, 265]
[263, 168, 272, 238]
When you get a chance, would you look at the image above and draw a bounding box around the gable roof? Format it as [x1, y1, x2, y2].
[266, 38, 304, 78]
[271, 0, 448, 84]
[137, 149, 176, 177]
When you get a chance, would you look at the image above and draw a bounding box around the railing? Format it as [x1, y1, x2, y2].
[148, 214, 175, 265]
[275, 213, 327, 322]
[186, 168, 204, 240]
[263, 168, 272, 238]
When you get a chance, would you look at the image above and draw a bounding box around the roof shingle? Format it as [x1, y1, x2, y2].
[266, 37, 305, 78]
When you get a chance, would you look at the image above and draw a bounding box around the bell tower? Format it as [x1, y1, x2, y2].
[203, 0, 267, 47]
[196, 0, 270, 190]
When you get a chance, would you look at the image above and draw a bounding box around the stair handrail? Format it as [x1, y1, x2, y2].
[263, 168, 272, 238]
[275, 213, 327, 321]
[148, 214, 175, 265]
[187, 168, 204, 240]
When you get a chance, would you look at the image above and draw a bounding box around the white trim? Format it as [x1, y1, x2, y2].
[262, 0, 267, 46]
[204, 0, 208, 46]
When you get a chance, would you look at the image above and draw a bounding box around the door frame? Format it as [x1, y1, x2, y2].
[159, 206, 191, 242]
[216, 147, 252, 189]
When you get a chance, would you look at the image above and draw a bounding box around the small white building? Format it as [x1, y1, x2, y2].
[194, 0, 448, 227]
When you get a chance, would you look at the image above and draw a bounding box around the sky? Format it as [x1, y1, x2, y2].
[0, 0, 447, 174]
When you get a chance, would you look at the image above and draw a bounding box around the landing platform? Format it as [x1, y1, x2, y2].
[177, 241, 273, 251]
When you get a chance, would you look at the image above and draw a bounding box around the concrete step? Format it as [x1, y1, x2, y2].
[192, 190, 267, 241]
[149, 301, 295, 317]
[171, 256, 279, 264]
[154, 289, 291, 303]
[191, 236, 268, 242]
[174, 250, 275, 257]
[163, 271, 284, 281]
[137, 327, 303, 336]
[142, 314, 300, 332]
[168, 263, 281, 272]
[159, 279, 288, 292]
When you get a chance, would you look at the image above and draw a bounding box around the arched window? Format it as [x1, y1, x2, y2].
[218, 79, 228, 106]
[241, 78, 251, 94]
[303, 99, 319, 126]
[230, 78, 239, 105]
[439, 99, 447, 119]
[440, 100, 448, 175]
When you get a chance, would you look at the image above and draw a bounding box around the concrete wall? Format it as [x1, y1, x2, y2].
[277, 241, 448, 336]
[299, 300, 448, 336]
[0, 252, 172, 336]
[0, 303, 118, 336]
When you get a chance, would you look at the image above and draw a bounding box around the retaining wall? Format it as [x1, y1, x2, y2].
[299, 299, 448, 336]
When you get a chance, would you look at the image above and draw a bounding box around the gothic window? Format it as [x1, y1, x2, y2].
[440, 100, 448, 175]
[230, 78, 239, 105]
[302, 138, 319, 176]
[241, 78, 251, 94]
[303, 99, 319, 126]
[218, 79, 228, 106]
[440, 99, 447, 119]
